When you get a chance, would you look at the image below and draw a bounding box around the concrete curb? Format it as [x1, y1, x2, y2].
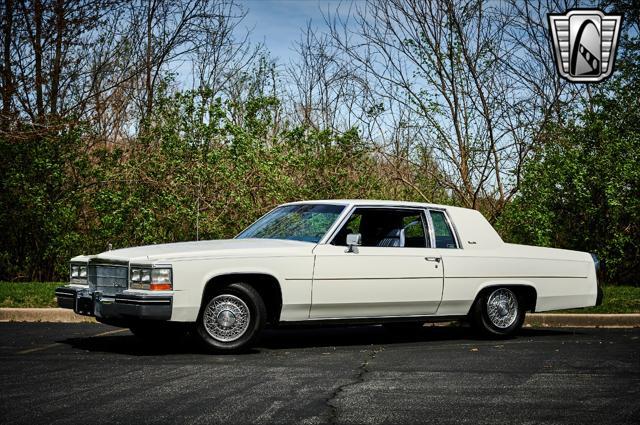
[0, 308, 96, 323]
[1, 308, 639, 327]
[524, 313, 640, 328]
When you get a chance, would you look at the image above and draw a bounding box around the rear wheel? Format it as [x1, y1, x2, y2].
[196, 282, 266, 353]
[470, 287, 525, 337]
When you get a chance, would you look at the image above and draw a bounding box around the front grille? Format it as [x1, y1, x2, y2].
[88, 263, 128, 296]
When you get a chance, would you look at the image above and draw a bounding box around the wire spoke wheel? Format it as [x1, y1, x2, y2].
[486, 288, 518, 329]
[203, 294, 251, 342]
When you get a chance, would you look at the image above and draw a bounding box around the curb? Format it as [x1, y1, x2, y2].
[524, 313, 640, 328]
[1, 308, 639, 327]
[0, 308, 96, 323]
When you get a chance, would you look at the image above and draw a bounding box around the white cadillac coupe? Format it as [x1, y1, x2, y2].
[56, 200, 602, 352]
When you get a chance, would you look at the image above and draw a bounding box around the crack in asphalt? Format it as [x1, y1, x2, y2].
[325, 346, 384, 424]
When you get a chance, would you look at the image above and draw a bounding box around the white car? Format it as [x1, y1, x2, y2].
[56, 200, 602, 352]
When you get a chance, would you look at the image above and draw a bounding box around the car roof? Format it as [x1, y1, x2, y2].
[280, 199, 504, 248]
[282, 199, 462, 211]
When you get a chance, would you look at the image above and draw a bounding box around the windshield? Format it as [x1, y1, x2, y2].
[236, 204, 345, 243]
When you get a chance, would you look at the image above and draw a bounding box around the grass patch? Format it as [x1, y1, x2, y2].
[0, 282, 62, 308]
[0, 282, 638, 313]
[551, 285, 640, 314]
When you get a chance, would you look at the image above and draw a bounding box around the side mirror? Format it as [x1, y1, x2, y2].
[345, 233, 362, 253]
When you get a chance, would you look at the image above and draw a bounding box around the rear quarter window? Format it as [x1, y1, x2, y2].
[429, 210, 457, 248]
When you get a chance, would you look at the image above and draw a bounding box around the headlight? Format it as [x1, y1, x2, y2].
[70, 262, 88, 284]
[141, 269, 152, 283]
[130, 266, 172, 291]
[131, 268, 141, 282]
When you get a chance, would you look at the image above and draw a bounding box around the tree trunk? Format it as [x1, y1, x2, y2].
[33, 0, 44, 118]
[50, 0, 65, 116]
[1, 0, 14, 123]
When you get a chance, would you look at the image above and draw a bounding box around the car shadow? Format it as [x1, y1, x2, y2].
[57, 324, 576, 357]
[256, 324, 577, 350]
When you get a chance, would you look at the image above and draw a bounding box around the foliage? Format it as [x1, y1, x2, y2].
[496, 54, 640, 285]
[0, 0, 637, 286]
[0, 123, 90, 280]
[0, 90, 444, 281]
[550, 285, 640, 314]
[0, 282, 60, 308]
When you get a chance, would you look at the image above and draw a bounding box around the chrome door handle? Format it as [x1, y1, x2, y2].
[425, 257, 441, 263]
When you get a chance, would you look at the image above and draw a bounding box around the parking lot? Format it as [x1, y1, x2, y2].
[1, 323, 638, 425]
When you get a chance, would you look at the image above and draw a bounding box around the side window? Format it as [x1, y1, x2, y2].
[332, 208, 429, 248]
[402, 215, 428, 248]
[429, 210, 457, 248]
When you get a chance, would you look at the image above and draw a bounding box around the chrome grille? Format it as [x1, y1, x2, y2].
[88, 263, 128, 296]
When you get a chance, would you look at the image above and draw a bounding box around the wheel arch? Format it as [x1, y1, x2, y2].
[469, 281, 538, 314]
[200, 272, 283, 325]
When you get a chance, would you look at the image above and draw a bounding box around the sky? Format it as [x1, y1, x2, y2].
[239, 0, 356, 63]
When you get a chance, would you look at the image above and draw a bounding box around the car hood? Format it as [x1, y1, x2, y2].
[90, 238, 316, 263]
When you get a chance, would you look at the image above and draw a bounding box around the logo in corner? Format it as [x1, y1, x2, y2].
[548, 9, 622, 83]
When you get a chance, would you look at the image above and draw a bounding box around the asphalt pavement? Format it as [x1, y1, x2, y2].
[0, 323, 638, 425]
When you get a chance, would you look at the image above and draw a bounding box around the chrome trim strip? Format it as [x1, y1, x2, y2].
[286, 313, 465, 321]
[424, 208, 437, 248]
[442, 208, 462, 249]
[313, 276, 442, 280]
[89, 263, 129, 268]
[115, 298, 171, 305]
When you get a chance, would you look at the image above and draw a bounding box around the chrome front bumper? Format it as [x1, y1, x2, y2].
[55, 286, 172, 321]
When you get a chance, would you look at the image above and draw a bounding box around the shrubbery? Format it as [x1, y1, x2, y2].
[0, 92, 445, 281]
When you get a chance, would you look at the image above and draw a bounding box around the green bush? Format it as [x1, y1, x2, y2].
[0, 282, 61, 308]
[0, 91, 445, 281]
[497, 61, 640, 285]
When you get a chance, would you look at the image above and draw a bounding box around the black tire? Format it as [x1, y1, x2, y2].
[196, 282, 267, 353]
[470, 287, 525, 338]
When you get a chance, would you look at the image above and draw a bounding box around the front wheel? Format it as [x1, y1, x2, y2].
[470, 287, 525, 337]
[196, 282, 266, 353]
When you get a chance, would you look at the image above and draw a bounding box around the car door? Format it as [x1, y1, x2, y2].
[310, 206, 444, 319]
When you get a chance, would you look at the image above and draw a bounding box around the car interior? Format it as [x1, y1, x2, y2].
[331, 208, 429, 248]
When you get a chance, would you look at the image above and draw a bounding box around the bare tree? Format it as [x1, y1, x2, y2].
[1, 0, 15, 125]
[1, 0, 258, 138]
[287, 21, 352, 131]
[322, 0, 576, 216]
[191, 1, 260, 96]
[4, 0, 111, 124]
